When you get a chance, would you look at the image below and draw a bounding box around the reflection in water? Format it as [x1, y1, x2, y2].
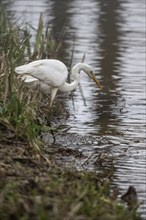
[95, 0, 123, 135]
[1, 0, 146, 217]
[46, 0, 73, 61]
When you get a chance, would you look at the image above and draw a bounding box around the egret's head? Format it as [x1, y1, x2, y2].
[72, 63, 103, 90]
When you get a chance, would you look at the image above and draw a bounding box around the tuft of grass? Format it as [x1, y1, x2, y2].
[25, 13, 64, 61]
[0, 168, 141, 220]
[0, 5, 63, 151]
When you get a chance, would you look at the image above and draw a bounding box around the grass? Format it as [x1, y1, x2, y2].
[0, 4, 142, 220]
[0, 166, 141, 220]
[0, 5, 62, 151]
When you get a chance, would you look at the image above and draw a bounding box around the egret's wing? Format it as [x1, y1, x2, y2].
[15, 59, 68, 88]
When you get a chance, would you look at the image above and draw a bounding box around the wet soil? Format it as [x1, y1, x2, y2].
[0, 122, 142, 220]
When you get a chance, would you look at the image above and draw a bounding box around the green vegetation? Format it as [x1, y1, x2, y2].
[0, 167, 141, 220]
[0, 5, 141, 220]
[0, 6, 62, 151]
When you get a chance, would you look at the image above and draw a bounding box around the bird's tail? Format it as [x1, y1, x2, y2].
[15, 65, 38, 83]
[15, 65, 28, 74]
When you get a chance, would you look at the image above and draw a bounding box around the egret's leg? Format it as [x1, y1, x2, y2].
[48, 88, 58, 143]
[50, 88, 58, 107]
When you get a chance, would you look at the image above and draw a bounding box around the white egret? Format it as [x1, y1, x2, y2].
[15, 59, 102, 107]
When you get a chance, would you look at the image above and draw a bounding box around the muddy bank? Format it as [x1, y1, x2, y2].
[0, 128, 141, 220]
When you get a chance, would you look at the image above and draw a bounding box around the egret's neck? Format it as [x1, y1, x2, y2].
[59, 63, 88, 92]
[59, 65, 81, 92]
[59, 76, 80, 92]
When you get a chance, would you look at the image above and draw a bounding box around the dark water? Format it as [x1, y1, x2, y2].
[2, 0, 146, 217]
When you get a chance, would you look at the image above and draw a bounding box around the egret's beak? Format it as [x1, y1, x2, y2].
[92, 74, 103, 90]
[86, 71, 103, 90]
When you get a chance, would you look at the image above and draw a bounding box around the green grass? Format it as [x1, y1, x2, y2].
[0, 168, 141, 220]
[0, 5, 62, 151]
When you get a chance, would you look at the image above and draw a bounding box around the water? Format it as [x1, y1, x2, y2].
[2, 0, 146, 217]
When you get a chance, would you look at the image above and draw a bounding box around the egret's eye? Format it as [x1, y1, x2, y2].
[90, 70, 93, 75]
